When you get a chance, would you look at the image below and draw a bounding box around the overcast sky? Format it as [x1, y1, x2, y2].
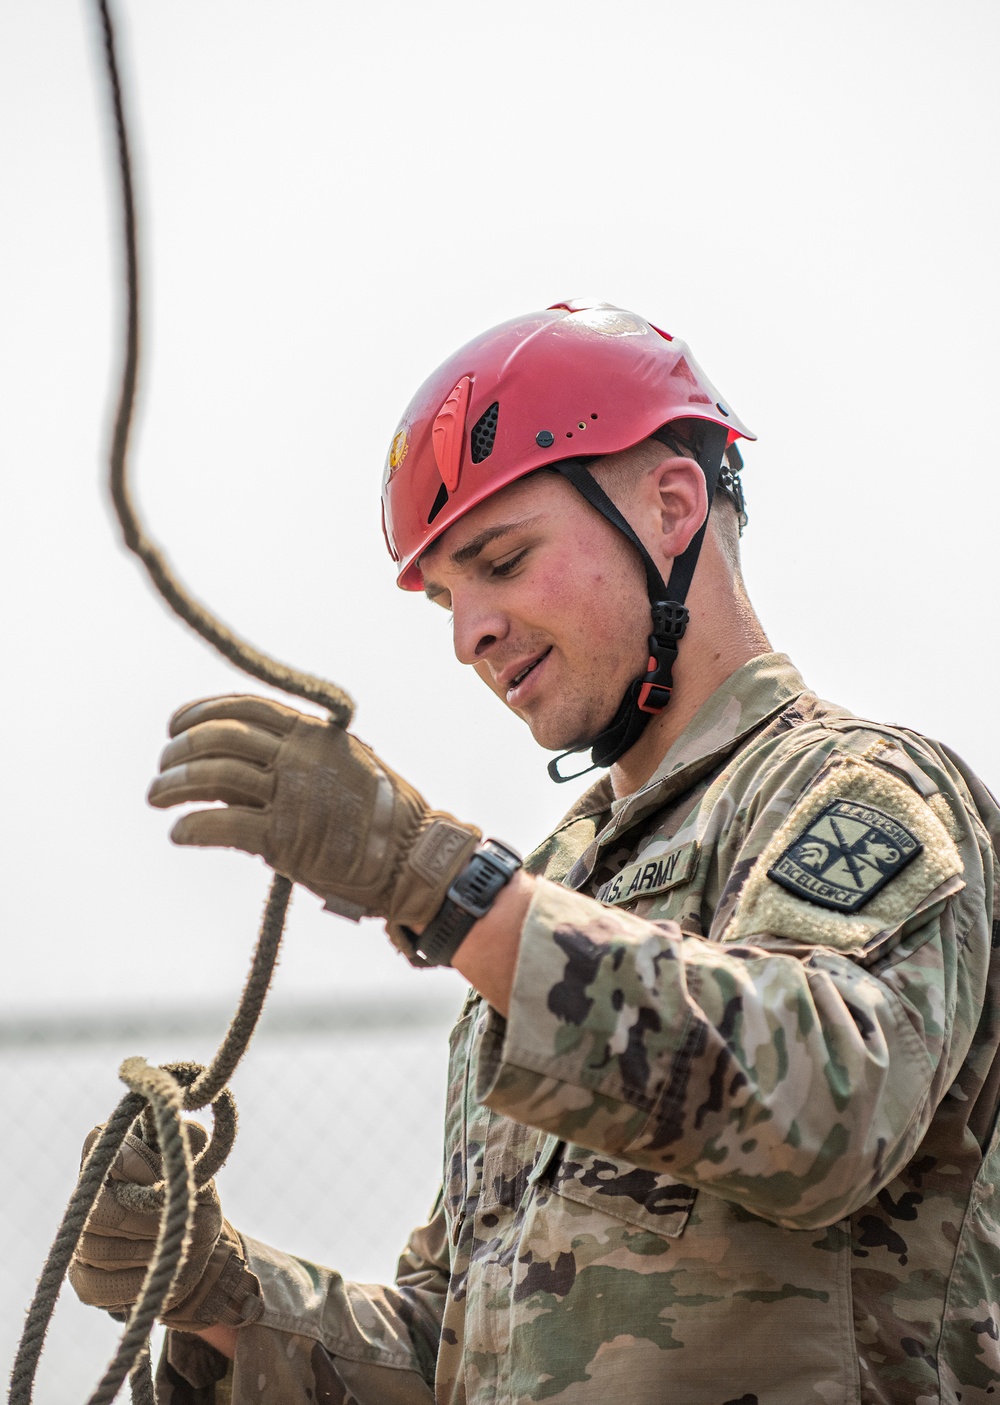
[2, 0, 998, 1017]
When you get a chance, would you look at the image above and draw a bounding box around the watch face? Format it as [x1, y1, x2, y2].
[454, 856, 502, 917]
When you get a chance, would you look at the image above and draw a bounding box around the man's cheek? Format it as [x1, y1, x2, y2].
[474, 661, 504, 699]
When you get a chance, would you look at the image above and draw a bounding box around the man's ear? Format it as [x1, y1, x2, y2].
[647, 456, 708, 566]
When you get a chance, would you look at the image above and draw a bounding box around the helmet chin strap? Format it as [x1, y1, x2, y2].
[547, 422, 730, 784]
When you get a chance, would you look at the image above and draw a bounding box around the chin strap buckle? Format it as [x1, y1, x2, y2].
[637, 677, 673, 714]
[650, 600, 689, 640]
[637, 601, 690, 715]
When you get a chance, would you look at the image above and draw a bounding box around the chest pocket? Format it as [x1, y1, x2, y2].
[543, 1138, 697, 1238]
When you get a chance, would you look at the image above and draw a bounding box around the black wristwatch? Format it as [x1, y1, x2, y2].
[407, 838, 522, 968]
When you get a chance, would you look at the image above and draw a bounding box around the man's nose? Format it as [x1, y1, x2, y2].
[451, 598, 509, 666]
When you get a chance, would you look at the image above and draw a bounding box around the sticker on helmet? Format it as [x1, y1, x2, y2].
[388, 428, 409, 472]
[767, 799, 923, 913]
[570, 308, 647, 337]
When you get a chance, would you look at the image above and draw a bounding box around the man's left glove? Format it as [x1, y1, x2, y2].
[69, 1122, 262, 1332]
[147, 695, 482, 929]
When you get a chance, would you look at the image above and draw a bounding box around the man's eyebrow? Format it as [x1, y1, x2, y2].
[422, 518, 541, 598]
[451, 519, 539, 566]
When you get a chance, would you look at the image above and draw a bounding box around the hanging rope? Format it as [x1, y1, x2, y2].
[99, 0, 354, 726]
[10, 0, 357, 1397]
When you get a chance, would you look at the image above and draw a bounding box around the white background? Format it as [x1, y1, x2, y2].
[2, 0, 998, 1012]
[3, 2, 999, 1395]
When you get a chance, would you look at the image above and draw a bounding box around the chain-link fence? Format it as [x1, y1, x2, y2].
[1, 992, 460, 1402]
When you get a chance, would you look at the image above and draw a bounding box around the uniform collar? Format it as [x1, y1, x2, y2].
[607, 651, 807, 833]
[554, 653, 808, 851]
[635, 653, 805, 787]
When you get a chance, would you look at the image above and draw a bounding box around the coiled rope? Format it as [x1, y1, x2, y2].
[9, 1, 355, 1399]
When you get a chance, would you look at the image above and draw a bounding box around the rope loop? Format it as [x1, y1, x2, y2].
[129, 1064, 238, 1206]
[81, 1058, 197, 1405]
[9, 874, 292, 1404]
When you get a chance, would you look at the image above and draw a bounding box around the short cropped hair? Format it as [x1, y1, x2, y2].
[589, 431, 746, 581]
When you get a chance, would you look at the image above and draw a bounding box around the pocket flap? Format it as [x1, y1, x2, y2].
[552, 1146, 696, 1238]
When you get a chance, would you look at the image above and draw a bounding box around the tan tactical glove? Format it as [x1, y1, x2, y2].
[147, 695, 481, 929]
[69, 1123, 262, 1331]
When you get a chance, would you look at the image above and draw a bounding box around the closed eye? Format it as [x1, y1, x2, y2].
[425, 584, 452, 611]
[491, 549, 528, 578]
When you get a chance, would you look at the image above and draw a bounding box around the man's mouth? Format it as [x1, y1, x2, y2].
[505, 648, 552, 701]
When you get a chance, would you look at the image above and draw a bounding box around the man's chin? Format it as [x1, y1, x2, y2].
[521, 708, 612, 755]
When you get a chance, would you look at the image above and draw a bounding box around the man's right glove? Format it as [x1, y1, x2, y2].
[146, 695, 482, 933]
[69, 1124, 262, 1333]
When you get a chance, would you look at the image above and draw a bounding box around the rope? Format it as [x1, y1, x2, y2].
[8, 875, 290, 1405]
[98, 0, 354, 729]
[10, 0, 357, 1394]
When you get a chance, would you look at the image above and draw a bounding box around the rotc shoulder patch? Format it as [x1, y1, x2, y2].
[767, 798, 922, 913]
[720, 753, 964, 958]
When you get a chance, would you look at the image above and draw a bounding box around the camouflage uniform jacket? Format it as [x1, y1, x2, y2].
[161, 654, 1000, 1405]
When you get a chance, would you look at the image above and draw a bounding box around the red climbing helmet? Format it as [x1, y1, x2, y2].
[381, 299, 755, 589]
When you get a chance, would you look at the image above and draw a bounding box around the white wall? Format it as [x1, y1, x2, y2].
[2, 0, 997, 1015]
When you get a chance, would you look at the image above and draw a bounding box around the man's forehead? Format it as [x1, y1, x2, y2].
[416, 436, 681, 592]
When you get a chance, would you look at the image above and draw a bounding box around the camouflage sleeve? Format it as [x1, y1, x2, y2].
[156, 1202, 448, 1402]
[479, 749, 984, 1232]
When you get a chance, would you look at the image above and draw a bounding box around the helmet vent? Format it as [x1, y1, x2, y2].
[470, 401, 499, 464]
[427, 481, 449, 524]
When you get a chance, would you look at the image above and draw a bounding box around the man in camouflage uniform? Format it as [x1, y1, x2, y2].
[72, 303, 1000, 1403]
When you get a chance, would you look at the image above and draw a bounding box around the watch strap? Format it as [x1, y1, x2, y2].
[407, 839, 522, 967]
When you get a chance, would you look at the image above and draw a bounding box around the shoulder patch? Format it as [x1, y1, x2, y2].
[767, 799, 922, 912]
[722, 754, 965, 958]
